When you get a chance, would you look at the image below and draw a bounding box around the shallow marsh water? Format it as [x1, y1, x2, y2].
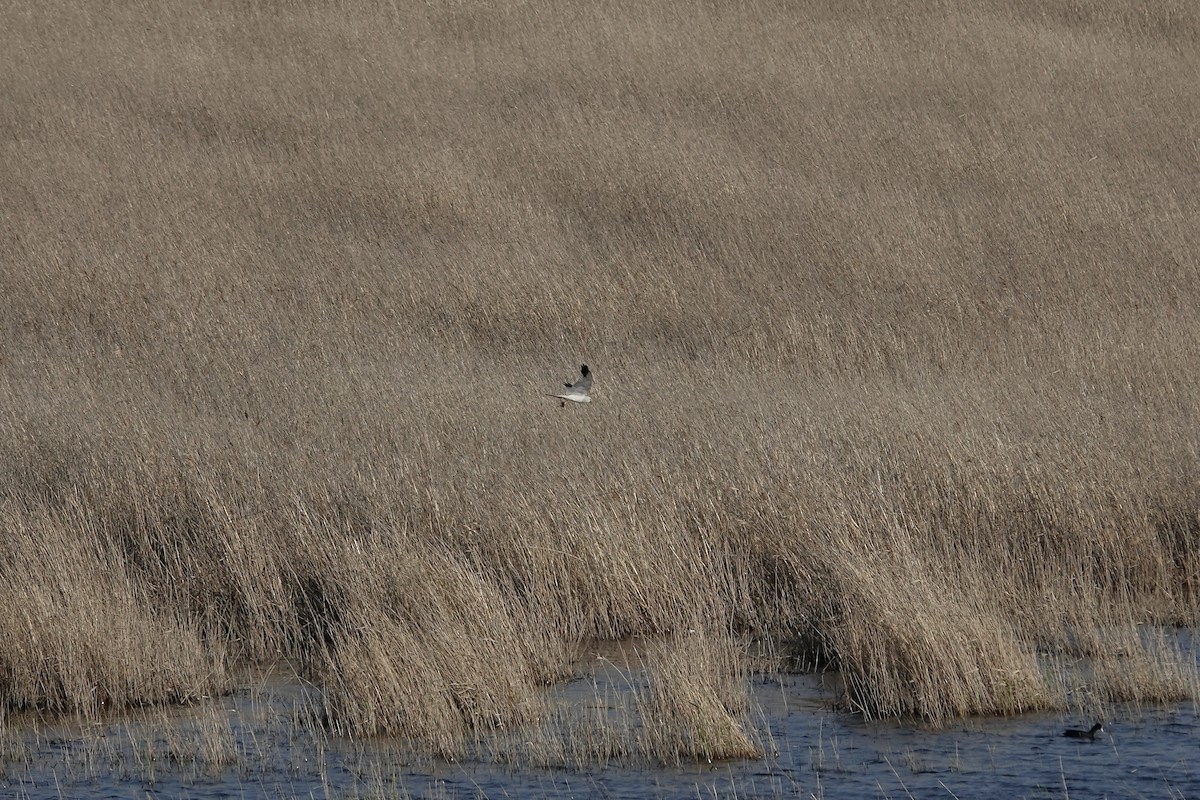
[3, 646, 1197, 800]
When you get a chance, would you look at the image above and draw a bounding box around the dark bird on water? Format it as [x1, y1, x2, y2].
[1063, 722, 1104, 740]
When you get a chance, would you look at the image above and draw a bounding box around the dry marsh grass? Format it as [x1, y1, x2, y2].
[3, 0, 1200, 761]
[637, 633, 763, 763]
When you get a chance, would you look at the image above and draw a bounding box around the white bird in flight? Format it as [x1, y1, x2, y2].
[549, 364, 592, 406]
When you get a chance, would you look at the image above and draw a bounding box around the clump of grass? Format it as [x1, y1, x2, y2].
[1045, 625, 1200, 721]
[637, 632, 763, 763]
[156, 707, 239, 775]
[313, 537, 565, 755]
[0, 502, 220, 714]
[485, 635, 762, 767]
[486, 674, 638, 769]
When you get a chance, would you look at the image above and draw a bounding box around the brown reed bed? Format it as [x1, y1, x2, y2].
[2, 0, 1199, 763]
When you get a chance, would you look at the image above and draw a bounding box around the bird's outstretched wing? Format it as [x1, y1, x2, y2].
[550, 365, 593, 405]
[569, 365, 592, 394]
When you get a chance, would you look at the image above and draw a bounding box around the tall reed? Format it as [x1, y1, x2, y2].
[2, 0, 1199, 759]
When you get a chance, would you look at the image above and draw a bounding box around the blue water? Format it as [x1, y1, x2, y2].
[2, 663, 1196, 799]
[752, 677, 1199, 800]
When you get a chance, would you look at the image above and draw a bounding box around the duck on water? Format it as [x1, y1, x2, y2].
[1063, 722, 1104, 740]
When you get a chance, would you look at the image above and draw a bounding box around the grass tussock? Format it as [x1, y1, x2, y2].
[0, 503, 219, 714]
[487, 635, 761, 767]
[3, 0, 1200, 760]
[315, 538, 564, 753]
[638, 633, 763, 763]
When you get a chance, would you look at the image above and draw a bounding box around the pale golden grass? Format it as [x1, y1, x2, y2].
[486, 635, 762, 767]
[2, 0, 1200, 762]
[0, 502, 219, 713]
[637, 632, 763, 763]
[315, 536, 567, 753]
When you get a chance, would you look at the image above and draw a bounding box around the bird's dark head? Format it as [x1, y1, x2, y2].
[580, 365, 590, 376]
[1090, 722, 1104, 734]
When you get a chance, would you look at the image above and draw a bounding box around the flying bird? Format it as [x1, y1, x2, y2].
[549, 364, 592, 407]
